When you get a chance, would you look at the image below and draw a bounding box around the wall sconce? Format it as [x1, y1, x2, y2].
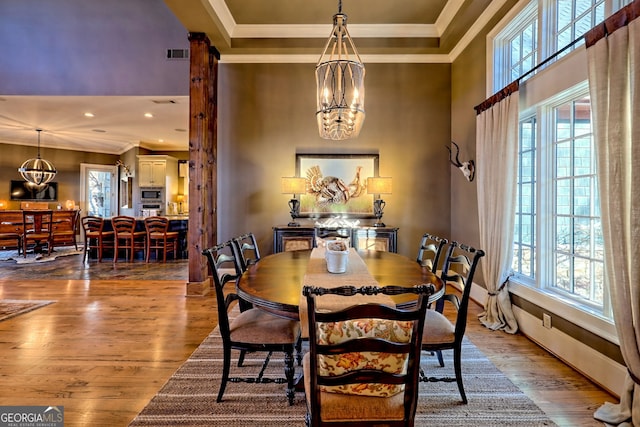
[281, 177, 307, 227]
[367, 177, 392, 227]
[176, 194, 185, 214]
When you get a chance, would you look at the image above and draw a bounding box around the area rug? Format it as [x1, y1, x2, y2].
[130, 324, 557, 426]
[0, 300, 55, 322]
[0, 246, 83, 264]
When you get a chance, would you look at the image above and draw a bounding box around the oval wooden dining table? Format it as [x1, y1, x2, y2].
[236, 249, 444, 320]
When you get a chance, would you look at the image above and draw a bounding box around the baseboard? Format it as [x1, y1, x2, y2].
[459, 281, 624, 398]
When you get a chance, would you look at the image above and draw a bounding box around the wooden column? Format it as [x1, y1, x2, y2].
[186, 33, 219, 296]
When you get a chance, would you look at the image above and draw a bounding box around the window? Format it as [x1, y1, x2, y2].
[491, 1, 629, 324]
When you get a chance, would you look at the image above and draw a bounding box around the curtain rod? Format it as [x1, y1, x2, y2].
[475, 34, 585, 114]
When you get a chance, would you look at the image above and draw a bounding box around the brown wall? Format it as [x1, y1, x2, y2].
[0, 143, 119, 210]
[217, 62, 452, 257]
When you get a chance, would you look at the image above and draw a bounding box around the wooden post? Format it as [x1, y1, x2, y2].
[186, 33, 219, 296]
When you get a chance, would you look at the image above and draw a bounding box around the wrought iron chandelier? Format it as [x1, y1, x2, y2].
[18, 129, 57, 186]
[316, 0, 365, 140]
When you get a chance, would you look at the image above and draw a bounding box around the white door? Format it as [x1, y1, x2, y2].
[80, 163, 118, 217]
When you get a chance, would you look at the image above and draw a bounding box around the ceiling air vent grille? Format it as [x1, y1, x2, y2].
[166, 49, 189, 60]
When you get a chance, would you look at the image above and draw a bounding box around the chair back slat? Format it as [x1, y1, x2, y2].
[416, 233, 448, 272]
[231, 232, 261, 272]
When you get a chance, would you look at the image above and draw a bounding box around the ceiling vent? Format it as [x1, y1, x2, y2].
[151, 99, 178, 104]
[166, 49, 189, 60]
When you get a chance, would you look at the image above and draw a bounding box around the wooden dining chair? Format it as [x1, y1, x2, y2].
[416, 232, 448, 273]
[202, 241, 301, 406]
[22, 209, 54, 257]
[420, 241, 485, 404]
[81, 216, 114, 262]
[231, 232, 261, 272]
[302, 284, 434, 427]
[144, 216, 179, 262]
[112, 216, 146, 262]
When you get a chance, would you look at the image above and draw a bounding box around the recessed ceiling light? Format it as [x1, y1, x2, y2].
[144, 113, 153, 118]
[159, 139, 164, 142]
[84, 112, 95, 118]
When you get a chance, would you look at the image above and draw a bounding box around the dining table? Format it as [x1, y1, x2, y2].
[236, 248, 444, 321]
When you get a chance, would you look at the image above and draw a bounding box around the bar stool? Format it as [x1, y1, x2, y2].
[81, 216, 114, 262]
[112, 216, 146, 262]
[144, 216, 179, 262]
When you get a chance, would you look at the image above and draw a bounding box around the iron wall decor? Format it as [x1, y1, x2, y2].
[296, 153, 378, 218]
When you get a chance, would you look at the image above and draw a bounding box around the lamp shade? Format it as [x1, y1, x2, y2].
[367, 177, 392, 195]
[281, 177, 307, 195]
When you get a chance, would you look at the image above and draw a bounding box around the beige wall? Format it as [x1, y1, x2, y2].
[217, 62, 452, 257]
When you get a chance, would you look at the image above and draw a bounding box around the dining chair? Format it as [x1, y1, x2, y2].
[420, 241, 485, 404]
[144, 216, 179, 262]
[202, 241, 302, 406]
[302, 284, 434, 427]
[416, 232, 448, 273]
[81, 216, 114, 262]
[112, 216, 146, 262]
[0, 215, 22, 256]
[22, 209, 54, 257]
[231, 232, 261, 272]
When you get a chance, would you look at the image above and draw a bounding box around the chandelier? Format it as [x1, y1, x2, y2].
[316, 0, 365, 140]
[18, 129, 57, 186]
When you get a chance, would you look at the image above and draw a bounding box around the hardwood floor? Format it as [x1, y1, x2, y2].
[0, 257, 617, 426]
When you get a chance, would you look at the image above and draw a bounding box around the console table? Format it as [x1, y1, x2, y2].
[273, 225, 398, 253]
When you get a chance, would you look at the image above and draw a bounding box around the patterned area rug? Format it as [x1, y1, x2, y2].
[0, 246, 83, 264]
[0, 300, 55, 322]
[130, 322, 557, 426]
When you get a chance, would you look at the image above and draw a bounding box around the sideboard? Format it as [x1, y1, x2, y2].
[273, 225, 398, 253]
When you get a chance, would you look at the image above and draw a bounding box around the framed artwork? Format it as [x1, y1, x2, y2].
[296, 153, 378, 218]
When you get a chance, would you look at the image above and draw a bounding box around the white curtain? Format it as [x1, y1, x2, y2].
[476, 86, 519, 334]
[587, 7, 640, 426]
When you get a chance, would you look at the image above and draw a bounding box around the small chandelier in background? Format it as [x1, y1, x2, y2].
[18, 129, 57, 186]
[316, 0, 365, 140]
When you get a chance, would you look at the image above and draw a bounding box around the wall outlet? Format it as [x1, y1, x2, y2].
[542, 313, 552, 329]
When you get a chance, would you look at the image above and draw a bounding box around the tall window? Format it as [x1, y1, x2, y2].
[490, 0, 629, 319]
[551, 97, 604, 308]
[513, 117, 536, 280]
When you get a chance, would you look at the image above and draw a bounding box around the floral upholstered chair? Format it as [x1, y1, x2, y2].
[302, 284, 434, 427]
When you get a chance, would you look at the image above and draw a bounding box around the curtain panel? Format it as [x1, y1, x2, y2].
[475, 83, 519, 334]
[587, 2, 640, 425]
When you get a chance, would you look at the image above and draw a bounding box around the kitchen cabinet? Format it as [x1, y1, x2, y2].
[138, 160, 167, 187]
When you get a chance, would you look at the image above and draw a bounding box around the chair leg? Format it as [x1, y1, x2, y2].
[436, 350, 445, 367]
[454, 345, 467, 404]
[237, 350, 246, 367]
[284, 349, 295, 406]
[218, 346, 231, 403]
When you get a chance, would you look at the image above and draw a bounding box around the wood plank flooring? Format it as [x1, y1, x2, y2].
[0, 259, 617, 426]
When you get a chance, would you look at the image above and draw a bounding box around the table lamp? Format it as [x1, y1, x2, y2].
[176, 194, 185, 214]
[281, 177, 307, 227]
[367, 177, 392, 227]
